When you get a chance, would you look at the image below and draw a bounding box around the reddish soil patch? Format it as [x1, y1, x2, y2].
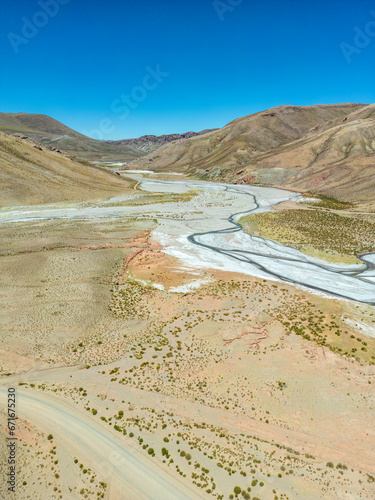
[123, 230, 206, 290]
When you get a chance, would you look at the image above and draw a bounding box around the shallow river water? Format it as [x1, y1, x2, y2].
[1, 173, 374, 305]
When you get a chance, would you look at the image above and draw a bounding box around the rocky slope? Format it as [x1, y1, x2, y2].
[105, 129, 216, 154]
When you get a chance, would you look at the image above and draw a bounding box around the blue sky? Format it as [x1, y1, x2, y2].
[1, 0, 374, 139]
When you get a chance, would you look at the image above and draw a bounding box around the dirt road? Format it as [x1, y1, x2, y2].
[0, 387, 204, 499]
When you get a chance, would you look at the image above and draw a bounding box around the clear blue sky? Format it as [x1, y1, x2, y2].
[1, 0, 374, 139]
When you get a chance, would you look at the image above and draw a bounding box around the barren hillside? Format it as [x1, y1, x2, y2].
[130, 103, 375, 204]
[0, 132, 134, 207]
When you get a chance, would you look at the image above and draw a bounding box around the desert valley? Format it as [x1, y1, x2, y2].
[0, 103, 374, 500]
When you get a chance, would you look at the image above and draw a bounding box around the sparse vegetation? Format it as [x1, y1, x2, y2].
[239, 208, 375, 263]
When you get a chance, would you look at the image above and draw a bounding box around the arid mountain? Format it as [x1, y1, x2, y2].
[105, 129, 216, 154]
[130, 103, 375, 204]
[0, 112, 143, 163]
[237, 105, 375, 204]
[0, 132, 133, 207]
[3, 104, 375, 204]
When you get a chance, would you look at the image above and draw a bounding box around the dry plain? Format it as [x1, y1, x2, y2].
[0, 171, 374, 500]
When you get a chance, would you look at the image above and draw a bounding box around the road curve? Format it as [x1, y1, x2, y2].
[0, 388, 204, 500]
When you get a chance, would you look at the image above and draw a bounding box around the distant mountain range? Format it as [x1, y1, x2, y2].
[0, 112, 214, 162]
[104, 129, 216, 154]
[1, 104, 375, 205]
[0, 113, 214, 206]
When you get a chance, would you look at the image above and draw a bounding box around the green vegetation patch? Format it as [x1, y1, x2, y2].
[104, 190, 199, 208]
[239, 209, 375, 264]
[302, 193, 354, 210]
